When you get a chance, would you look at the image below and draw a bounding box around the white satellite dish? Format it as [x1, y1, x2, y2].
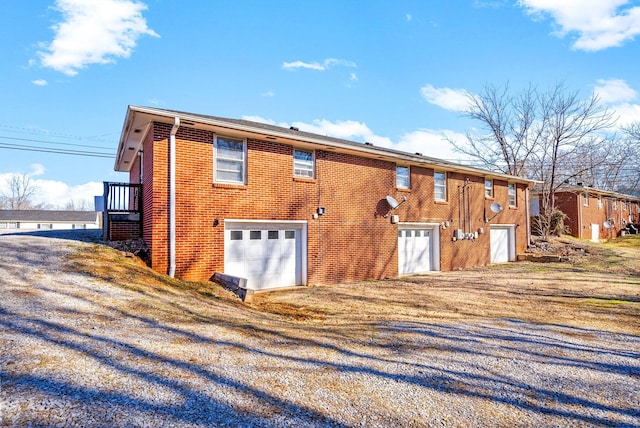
[386, 195, 400, 209]
[603, 221, 612, 229]
[386, 195, 407, 210]
[490, 202, 503, 214]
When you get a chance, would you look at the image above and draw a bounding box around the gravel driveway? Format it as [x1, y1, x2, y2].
[1, 231, 639, 427]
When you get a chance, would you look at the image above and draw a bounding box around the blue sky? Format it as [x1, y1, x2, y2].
[1, 0, 640, 208]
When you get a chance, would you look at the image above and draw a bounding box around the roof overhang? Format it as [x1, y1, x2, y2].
[115, 105, 536, 186]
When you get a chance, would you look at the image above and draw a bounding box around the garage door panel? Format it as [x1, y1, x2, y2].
[399, 226, 435, 275]
[490, 226, 513, 264]
[224, 222, 304, 290]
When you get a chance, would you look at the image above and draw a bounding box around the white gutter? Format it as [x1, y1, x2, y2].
[168, 117, 180, 278]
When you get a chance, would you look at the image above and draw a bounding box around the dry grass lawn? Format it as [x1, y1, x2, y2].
[68, 235, 640, 335]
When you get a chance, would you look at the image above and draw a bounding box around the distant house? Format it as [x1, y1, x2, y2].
[530, 184, 640, 242]
[0, 210, 101, 231]
[105, 105, 536, 291]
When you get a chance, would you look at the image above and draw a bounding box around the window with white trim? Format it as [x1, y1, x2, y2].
[598, 195, 603, 209]
[508, 183, 517, 207]
[396, 166, 409, 189]
[214, 136, 246, 184]
[434, 171, 446, 201]
[293, 149, 314, 178]
[484, 178, 493, 198]
[583, 192, 589, 207]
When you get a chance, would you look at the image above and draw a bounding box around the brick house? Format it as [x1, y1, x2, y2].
[530, 184, 640, 241]
[109, 105, 535, 291]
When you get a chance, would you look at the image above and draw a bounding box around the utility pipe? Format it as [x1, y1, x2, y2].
[168, 117, 180, 278]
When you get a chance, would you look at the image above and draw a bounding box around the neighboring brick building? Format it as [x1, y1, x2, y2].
[530, 184, 640, 241]
[110, 105, 535, 291]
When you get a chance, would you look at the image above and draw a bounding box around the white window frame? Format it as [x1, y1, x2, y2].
[484, 178, 493, 198]
[434, 171, 447, 201]
[214, 135, 246, 184]
[396, 165, 410, 189]
[293, 149, 315, 179]
[508, 183, 517, 207]
[598, 195, 603, 209]
[583, 192, 589, 207]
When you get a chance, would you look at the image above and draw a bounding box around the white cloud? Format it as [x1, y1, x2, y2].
[0, 165, 102, 209]
[518, 0, 640, 51]
[37, 0, 159, 76]
[420, 84, 471, 112]
[261, 90, 275, 97]
[612, 102, 640, 126]
[590, 79, 640, 126]
[32, 79, 48, 86]
[282, 58, 356, 71]
[349, 73, 358, 81]
[594, 78, 638, 104]
[239, 115, 465, 161]
[406, 13, 412, 21]
[395, 129, 465, 161]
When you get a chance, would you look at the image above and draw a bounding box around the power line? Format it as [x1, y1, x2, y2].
[0, 135, 113, 150]
[0, 143, 115, 158]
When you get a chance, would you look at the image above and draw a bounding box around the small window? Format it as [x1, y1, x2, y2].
[293, 149, 314, 178]
[406, 230, 412, 237]
[415, 230, 422, 237]
[613, 200, 618, 210]
[583, 192, 589, 207]
[485, 179, 493, 198]
[214, 136, 246, 184]
[434, 171, 447, 201]
[250, 230, 262, 240]
[268, 230, 279, 239]
[598, 195, 603, 209]
[622, 201, 628, 211]
[284, 230, 295, 239]
[230, 230, 243, 240]
[396, 166, 410, 189]
[508, 183, 517, 207]
[38, 224, 52, 230]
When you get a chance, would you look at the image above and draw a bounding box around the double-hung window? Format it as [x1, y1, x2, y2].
[396, 166, 409, 189]
[215, 136, 246, 184]
[508, 183, 517, 207]
[434, 171, 446, 201]
[293, 149, 314, 178]
[583, 192, 589, 207]
[484, 178, 493, 198]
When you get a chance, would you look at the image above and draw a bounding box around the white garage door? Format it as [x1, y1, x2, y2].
[398, 226, 437, 275]
[224, 221, 306, 291]
[490, 225, 515, 263]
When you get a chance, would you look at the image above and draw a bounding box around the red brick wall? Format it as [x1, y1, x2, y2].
[109, 221, 141, 241]
[141, 122, 530, 283]
[553, 191, 635, 240]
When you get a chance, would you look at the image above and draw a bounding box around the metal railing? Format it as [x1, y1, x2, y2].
[103, 182, 142, 213]
[102, 182, 142, 240]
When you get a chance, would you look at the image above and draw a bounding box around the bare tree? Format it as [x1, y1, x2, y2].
[454, 82, 617, 237]
[1, 173, 39, 210]
[65, 199, 91, 211]
[448, 83, 541, 176]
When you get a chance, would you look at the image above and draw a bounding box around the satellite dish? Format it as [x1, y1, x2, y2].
[386, 195, 400, 209]
[490, 202, 503, 214]
[603, 221, 612, 229]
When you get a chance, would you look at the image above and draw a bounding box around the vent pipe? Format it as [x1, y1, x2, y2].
[169, 117, 180, 278]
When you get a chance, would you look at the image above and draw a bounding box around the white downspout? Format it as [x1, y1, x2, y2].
[169, 117, 180, 278]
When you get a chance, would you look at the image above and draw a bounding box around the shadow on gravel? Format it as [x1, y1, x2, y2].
[2, 234, 640, 427]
